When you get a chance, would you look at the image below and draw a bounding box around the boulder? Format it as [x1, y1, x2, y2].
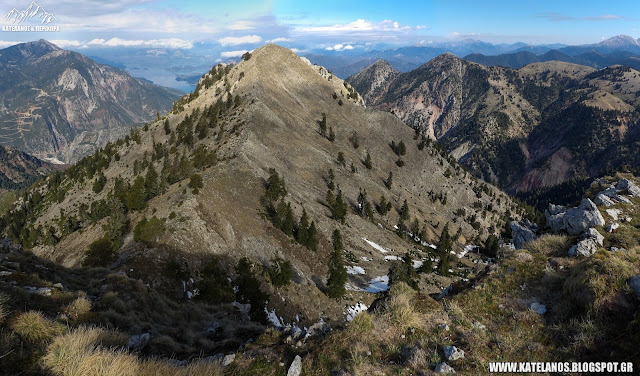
[287, 355, 302, 376]
[222, 354, 235, 367]
[510, 221, 536, 249]
[34, 287, 53, 296]
[402, 346, 426, 366]
[568, 238, 599, 257]
[435, 362, 456, 373]
[617, 178, 640, 197]
[586, 228, 604, 246]
[606, 223, 620, 233]
[529, 302, 547, 315]
[545, 199, 605, 235]
[443, 346, 465, 361]
[614, 195, 632, 204]
[629, 276, 640, 300]
[594, 193, 615, 207]
[600, 185, 618, 197]
[605, 209, 622, 221]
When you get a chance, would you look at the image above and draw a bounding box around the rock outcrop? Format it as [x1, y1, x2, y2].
[510, 221, 536, 249]
[546, 199, 605, 235]
[568, 228, 604, 257]
[617, 178, 640, 197]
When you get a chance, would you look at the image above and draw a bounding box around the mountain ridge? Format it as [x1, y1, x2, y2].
[348, 54, 640, 193]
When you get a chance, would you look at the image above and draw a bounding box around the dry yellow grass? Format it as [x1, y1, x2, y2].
[42, 327, 223, 376]
[524, 234, 571, 256]
[384, 282, 425, 332]
[11, 311, 65, 345]
[63, 296, 92, 321]
[563, 248, 640, 311]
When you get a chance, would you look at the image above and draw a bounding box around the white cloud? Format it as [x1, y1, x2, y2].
[87, 38, 106, 46]
[0, 41, 20, 48]
[267, 37, 292, 43]
[97, 38, 193, 49]
[49, 40, 84, 48]
[229, 20, 255, 31]
[297, 19, 412, 34]
[218, 35, 262, 46]
[325, 43, 355, 51]
[221, 50, 251, 58]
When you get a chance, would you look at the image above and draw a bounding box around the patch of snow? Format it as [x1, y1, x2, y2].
[361, 256, 371, 262]
[345, 302, 368, 322]
[384, 255, 401, 261]
[362, 238, 389, 253]
[412, 260, 424, 269]
[422, 241, 437, 249]
[42, 157, 65, 165]
[265, 308, 282, 328]
[364, 275, 389, 293]
[458, 245, 477, 259]
[296, 315, 300, 322]
[347, 265, 366, 275]
[345, 282, 364, 292]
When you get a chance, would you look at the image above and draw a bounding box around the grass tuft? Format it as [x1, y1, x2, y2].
[11, 311, 64, 345]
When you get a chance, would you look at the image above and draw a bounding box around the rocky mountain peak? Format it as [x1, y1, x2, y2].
[597, 34, 640, 48]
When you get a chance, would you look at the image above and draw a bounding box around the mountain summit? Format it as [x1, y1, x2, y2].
[2, 44, 518, 332]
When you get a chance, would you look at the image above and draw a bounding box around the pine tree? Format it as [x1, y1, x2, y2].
[401, 199, 410, 220]
[282, 203, 295, 237]
[357, 189, 367, 217]
[319, 113, 327, 137]
[164, 119, 171, 135]
[419, 256, 433, 274]
[144, 165, 159, 200]
[326, 229, 347, 299]
[326, 189, 336, 212]
[364, 152, 372, 169]
[437, 223, 453, 276]
[308, 221, 319, 252]
[379, 196, 388, 215]
[398, 141, 406, 155]
[265, 168, 287, 201]
[350, 131, 359, 149]
[328, 127, 336, 142]
[334, 188, 347, 223]
[92, 172, 107, 193]
[337, 152, 345, 167]
[385, 171, 393, 189]
[297, 208, 310, 246]
[126, 176, 147, 211]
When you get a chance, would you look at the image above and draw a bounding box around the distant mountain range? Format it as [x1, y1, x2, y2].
[307, 35, 640, 78]
[0, 40, 182, 163]
[348, 54, 640, 193]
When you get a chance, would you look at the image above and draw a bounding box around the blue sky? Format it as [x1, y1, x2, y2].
[1, 0, 639, 54]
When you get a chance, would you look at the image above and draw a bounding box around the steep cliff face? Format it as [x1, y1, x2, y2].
[0, 40, 182, 163]
[349, 56, 640, 192]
